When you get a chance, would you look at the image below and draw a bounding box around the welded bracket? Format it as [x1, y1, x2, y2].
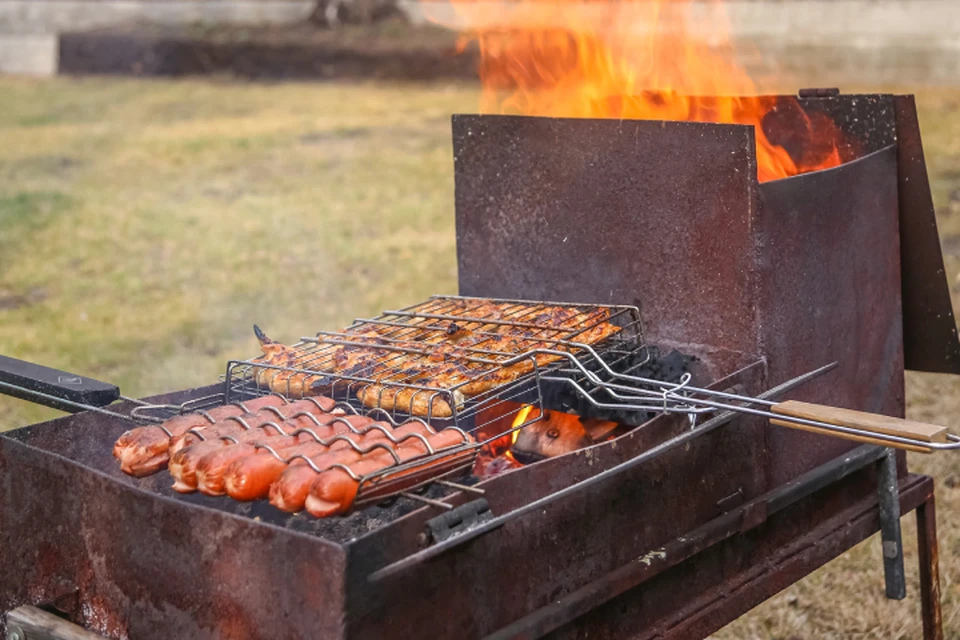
[878, 448, 907, 600]
[422, 498, 494, 546]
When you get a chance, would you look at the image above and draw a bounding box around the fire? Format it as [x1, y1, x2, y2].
[431, 0, 842, 182]
[511, 404, 534, 444]
[505, 404, 534, 462]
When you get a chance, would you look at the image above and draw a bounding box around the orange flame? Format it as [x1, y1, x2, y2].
[432, 0, 842, 182]
[511, 404, 534, 445]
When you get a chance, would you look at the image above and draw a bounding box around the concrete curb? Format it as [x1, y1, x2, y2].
[0, 1, 314, 34]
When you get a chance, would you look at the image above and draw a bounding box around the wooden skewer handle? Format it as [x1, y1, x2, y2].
[770, 400, 948, 454]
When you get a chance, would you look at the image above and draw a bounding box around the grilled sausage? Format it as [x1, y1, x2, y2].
[196, 433, 322, 497]
[168, 397, 337, 455]
[172, 416, 338, 493]
[170, 415, 375, 493]
[304, 428, 472, 518]
[198, 419, 392, 497]
[113, 395, 290, 477]
[268, 448, 365, 512]
[225, 438, 366, 502]
[267, 421, 434, 511]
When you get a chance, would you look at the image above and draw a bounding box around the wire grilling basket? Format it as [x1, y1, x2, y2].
[224, 295, 649, 432]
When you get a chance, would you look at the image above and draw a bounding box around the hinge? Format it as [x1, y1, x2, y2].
[421, 498, 494, 546]
[798, 87, 841, 99]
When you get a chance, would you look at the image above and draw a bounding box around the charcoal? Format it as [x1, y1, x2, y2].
[540, 346, 698, 426]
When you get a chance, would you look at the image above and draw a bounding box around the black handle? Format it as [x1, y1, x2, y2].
[0, 354, 120, 413]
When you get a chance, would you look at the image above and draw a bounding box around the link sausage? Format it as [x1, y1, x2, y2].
[304, 428, 473, 517]
[267, 421, 434, 511]
[170, 415, 364, 493]
[113, 394, 291, 477]
[197, 420, 392, 496]
[168, 397, 337, 455]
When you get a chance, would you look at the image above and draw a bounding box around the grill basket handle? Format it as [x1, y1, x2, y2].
[770, 400, 946, 453]
[0, 354, 120, 413]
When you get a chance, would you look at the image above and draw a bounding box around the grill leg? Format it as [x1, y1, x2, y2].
[917, 492, 943, 640]
[877, 448, 906, 600]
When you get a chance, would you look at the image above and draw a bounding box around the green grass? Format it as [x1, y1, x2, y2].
[3, 76, 960, 639]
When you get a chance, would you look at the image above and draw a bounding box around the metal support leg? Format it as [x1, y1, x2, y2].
[917, 493, 943, 640]
[877, 448, 906, 600]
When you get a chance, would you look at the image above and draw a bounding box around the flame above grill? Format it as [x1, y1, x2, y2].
[431, 0, 843, 182]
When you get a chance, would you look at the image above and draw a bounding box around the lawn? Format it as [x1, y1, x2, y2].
[0, 78, 475, 428]
[2, 77, 960, 638]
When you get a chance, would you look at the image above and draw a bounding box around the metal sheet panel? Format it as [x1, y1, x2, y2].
[757, 145, 904, 486]
[453, 114, 762, 369]
[0, 389, 348, 640]
[894, 95, 960, 373]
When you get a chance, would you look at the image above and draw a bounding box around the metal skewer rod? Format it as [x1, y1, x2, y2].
[503, 344, 782, 407]
[368, 361, 839, 583]
[543, 362, 960, 451]
[0, 380, 143, 423]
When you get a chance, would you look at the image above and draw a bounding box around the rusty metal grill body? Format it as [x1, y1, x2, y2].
[0, 92, 954, 639]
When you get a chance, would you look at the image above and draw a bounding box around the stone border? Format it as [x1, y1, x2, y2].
[0, 1, 314, 34]
[56, 27, 478, 80]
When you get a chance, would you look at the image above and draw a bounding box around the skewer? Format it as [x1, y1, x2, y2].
[540, 356, 958, 452]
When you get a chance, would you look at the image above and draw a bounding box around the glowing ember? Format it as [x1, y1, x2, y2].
[430, 0, 842, 182]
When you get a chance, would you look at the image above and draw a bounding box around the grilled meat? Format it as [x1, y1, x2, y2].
[196, 419, 393, 496]
[304, 427, 473, 517]
[113, 394, 290, 477]
[266, 421, 435, 511]
[169, 399, 339, 455]
[249, 300, 623, 417]
[269, 449, 365, 512]
[170, 414, 371, 493]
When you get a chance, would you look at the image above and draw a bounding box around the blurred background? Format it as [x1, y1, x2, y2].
[1, 0, 959, 637]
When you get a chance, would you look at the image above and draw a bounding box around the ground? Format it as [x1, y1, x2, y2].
[2, 77, 960, 638]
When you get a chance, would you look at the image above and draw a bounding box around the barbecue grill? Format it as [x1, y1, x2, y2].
[0, 90, 957, 639]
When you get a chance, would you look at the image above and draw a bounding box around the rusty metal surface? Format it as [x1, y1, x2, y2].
[345, 361, 777, 638]
[791, 93, 897, 160]
[488, 444, 888, 639]
[894, 95, 960, 374]
[0, 387, 349, 639]
[756, 145, 904, 486]
[918, 494, 944, 640]
[453, 114, 762, 374]
[546, 473, 934, 640]
[780, 93, 960, 374]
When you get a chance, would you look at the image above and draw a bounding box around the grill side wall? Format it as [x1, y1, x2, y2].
[0, 397, 349, 640]
[756, 143, 903, 484]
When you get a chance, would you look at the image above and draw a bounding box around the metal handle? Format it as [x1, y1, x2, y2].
[0, 354, 119, 413]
